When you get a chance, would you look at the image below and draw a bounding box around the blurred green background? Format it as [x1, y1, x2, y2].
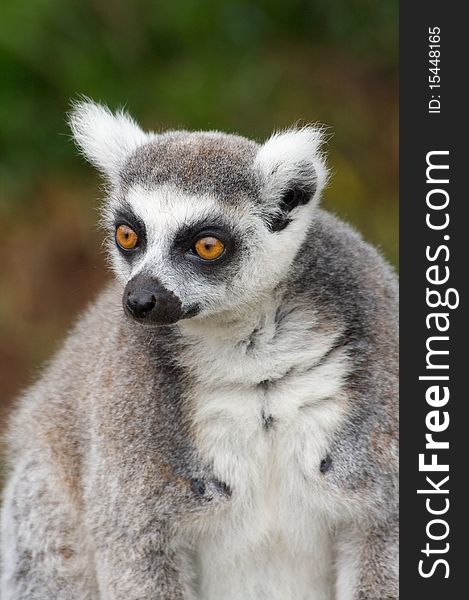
[0, 0, 398, 418]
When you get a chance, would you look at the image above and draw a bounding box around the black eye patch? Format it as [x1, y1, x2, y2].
[171, 220, 238, 271]
[113, 208, 147, 255]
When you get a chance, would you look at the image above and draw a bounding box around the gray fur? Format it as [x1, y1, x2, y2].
[121, 131, 260, 201]
[1, 102, 398, 599]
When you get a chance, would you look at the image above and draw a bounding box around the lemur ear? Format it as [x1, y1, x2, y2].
[69, 99, 148, 181]
[255, 126, 328, 232]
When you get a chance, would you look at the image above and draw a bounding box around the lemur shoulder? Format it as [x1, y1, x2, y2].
[1, 101, 398, 600]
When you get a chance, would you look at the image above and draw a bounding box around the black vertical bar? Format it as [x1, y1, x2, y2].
[400, 2, 467, 597]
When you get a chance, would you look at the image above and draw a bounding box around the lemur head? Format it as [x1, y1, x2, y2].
[70, 100, 328, 326]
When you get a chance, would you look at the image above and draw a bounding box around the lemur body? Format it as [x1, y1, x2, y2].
[1, 102, 398, 599]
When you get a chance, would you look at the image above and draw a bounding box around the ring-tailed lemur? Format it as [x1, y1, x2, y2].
[1, 101, 398, 600]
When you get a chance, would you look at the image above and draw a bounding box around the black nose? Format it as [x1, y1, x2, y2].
[126, 289, 156, 319]
[123, 274, 183, 325]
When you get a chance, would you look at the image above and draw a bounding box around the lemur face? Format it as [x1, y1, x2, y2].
[70, 101, 328, 325]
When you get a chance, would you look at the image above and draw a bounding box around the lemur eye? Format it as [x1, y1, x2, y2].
[116, 224, 138, 251]
[194, 236, 225, 261]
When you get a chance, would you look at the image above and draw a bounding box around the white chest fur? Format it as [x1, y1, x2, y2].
[179, 305, 350, 600]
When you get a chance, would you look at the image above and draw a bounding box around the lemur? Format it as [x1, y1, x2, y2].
[1, 101, 398, 600]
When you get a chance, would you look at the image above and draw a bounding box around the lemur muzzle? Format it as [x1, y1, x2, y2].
[123, 274, 183, 325]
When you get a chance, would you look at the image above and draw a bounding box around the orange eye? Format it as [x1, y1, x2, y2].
[194, 236, 225, 261]
[116, 224, 138, 250]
